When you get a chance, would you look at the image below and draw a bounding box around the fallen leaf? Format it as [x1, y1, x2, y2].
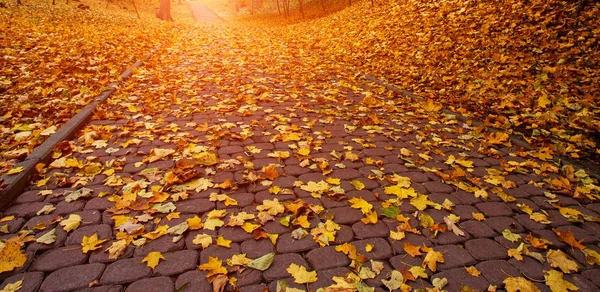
[381, 270, 403, 291]
[465, 266, 481, 277]
[287, 263, 317, 284]
[504, 277, 541, 292]
[81, 233, 108, 254]
[36, 228, 57, 244]
[198, 256, 228, 277]
[544, 269, 578, 292]
[142, 251, 165, 270]
[60, 214, 82, 232]
[192, 234, 213, 248]
[0, 241, 28, 273]
[546, 250, 578, 274]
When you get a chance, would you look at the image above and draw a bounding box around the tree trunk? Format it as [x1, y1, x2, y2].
[156, 0, 173, 21]
[298, 0, 303, 18]
[17, 0, 22, 5]
[320, 0, 325, 13]
[371, 0, 373, 7]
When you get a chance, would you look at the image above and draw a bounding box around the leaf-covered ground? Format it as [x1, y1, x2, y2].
[1, 1, 600, 292]
[0, 0, 193, 177]
[258, 0, 600, 164]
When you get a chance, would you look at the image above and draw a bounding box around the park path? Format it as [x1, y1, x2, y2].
[189, 1, 223, 22]
[1, 6, 600, 292]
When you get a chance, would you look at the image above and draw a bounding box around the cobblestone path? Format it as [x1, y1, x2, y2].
[1, 3, 600, 292]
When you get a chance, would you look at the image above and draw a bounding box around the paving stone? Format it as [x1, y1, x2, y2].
[284, 165, 311, 176]
[85, 197, 114, 210]
[39, 263, 105, 292]
[484, 216, 525, 233]
[554, 225, 599, 243]
[320, 196, 349, 208]
[100, 258, 152, 285]
[435, 245, 477, 270]
[388, 233, 431, 255]
[222, 193, 255, 207]
[262, 219, 290, 234]
[89, 240, 135, 263]
[508, 257, 552, 281]
[330, 168, 362, 180]
[333, 224, 355, 244]
[465, 238, 508, 260]
[363, 260, 394, 287]
[133, 235, 185, 257]
[14, 190, 45, 204]
[175, 270, 211, 292]
[263, 253, 309, 281]
[346, 190, 378, 201]
[402, 172, 430, 183]
[330, 207, 363, 224]
[200, 243, 241, 263]
[239, 284, 268, 291]
[460, 220, 497, 238]
[475, 202, 514, 217]
[423, 181, 454, 193]
[154, 250, 198, 276]
[564, 274, 598, 291]
[276, 232, 319, 253]
[2, 217, 24, 233]
[424, 228, 471, 245]
[218, 226, 253, 243]
[30, 246, 89, 272]
[351, 221, 390, 239]
[581, 269, 600, 287]
[125, 276, 173, 292]
[306, 246, 351, 270]
[174, 198, 214, 214]
[224, 268, 259, 288]
[351, 237, 393, 260]
[308, 267, 352, 290]
[451, 191, 482, 205]
[241, 238, 275, 258]
[4, 202, 49, 218]
[54, 201, 85, 215]
[477, 260, 521, 286]
[514, 214, 548, 230]
[65, 224, 112, 246]
[0, 272, 44, 292]
[432, 267, 490, 291]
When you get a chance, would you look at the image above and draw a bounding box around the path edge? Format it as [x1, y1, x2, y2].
[0, 47, 159, 211]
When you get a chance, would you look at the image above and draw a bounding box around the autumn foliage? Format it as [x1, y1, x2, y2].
[263, 0, 600, 162]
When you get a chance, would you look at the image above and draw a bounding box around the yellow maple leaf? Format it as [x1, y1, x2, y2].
[538, 95, 552, 108]
[487, 132, 510, 145]
[349, 197, 373, 214]
[142, 251, 165, 270]
[241, 222, 260, 233]
[142, 225, 168, 240]
[544, 270, 577, 292]
[390, 230, 405, 241]
[106, 240, 128, 260]
[203, 218, 225, 230]
[422, 99, 442, 112]
[300, 181, 330, 198]
[228, 254, 252, 266]
[287, 263, 317, 284]
[198, 257, 228, 277]
[403, 242, 423, 257]
[508, 247, 524, 261]
[349, 180, 365, 191]
[465, 266, 481, 277]
[547, 250, 579, 274]
[216, 235, 232, 248]
[186, 216, 203, 230]
[583, 248, 600, 266]
[292, 215, 311, 228]
[503, 277, 540, 292]
[384, 185, 416, 199]
[409, 266, 428, 279]
[0, 241, 28, 273]
[81, 233, 108, 254]
[60, 214, 82, 232]
[361, 210, 378, 224]
[192, 234, 213, 248]
[422, 249, 444, 272]
[185, 177, 214, 192]
[472, 212, 486, 221]
[410, 194, 433, 211]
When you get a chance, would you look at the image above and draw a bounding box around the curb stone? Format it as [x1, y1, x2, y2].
[0, 46, 160, 210]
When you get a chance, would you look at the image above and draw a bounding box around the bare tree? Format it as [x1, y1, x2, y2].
[156, 0, 173, 21]
[298, 0, 303, 18]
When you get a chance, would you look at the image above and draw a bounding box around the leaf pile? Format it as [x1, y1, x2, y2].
[0, 0, 193, 177]
[266, 0, 600, 162]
